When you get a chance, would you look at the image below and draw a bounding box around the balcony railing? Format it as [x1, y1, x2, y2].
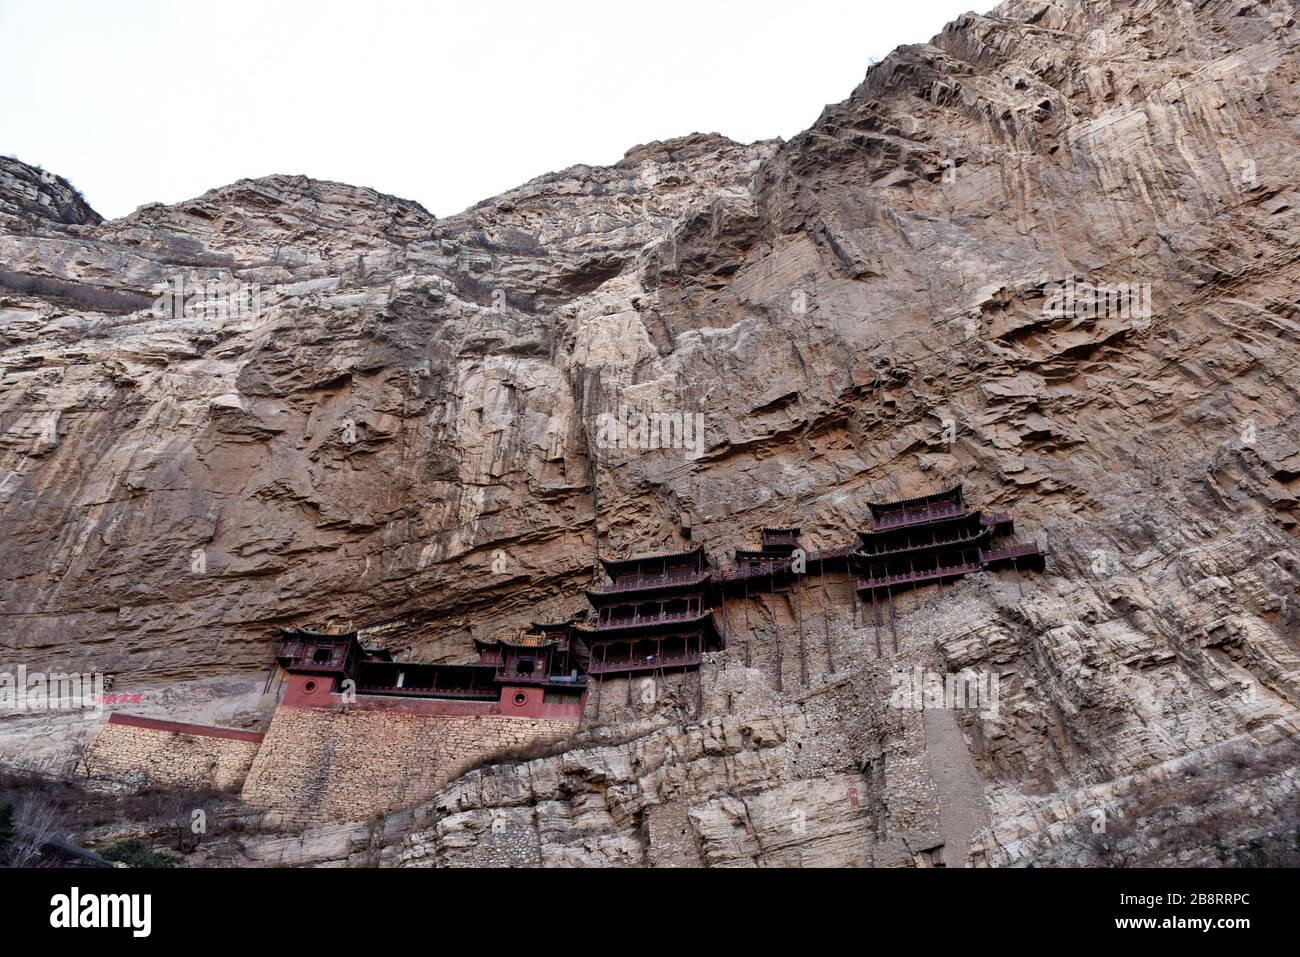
[808, 544, 860, 561]
[980, 512, 1012, 528]
[871, 503, 967, 531]
[761, 532, 799, 546]
[716, 543, 864, 582]
[858, 530, 986, 559]
[981, 543, 1042, 563]
[594, 570, 707, 594]
[716, 559, 793, 582]
[596, 609, 705, 630]
[356, 685, 498, 701]
[496, 671, 589, 688]
[857, 561, 982, 591]
[589, 651, 704, 675]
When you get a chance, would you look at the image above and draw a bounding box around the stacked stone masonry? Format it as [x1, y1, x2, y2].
[88, 721, 262, 791]
[240, 705, 577, 826]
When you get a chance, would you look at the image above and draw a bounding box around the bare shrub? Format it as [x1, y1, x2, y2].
[7, 796, 60, 867]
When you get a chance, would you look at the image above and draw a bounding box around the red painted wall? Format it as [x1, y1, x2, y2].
[106, 712, 265, 744]
[280, 673, 584, 720]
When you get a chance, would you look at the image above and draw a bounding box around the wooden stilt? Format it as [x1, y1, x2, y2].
[742, 578, 752, 668]
[872, 591, 882, 658]
[772, 593, 784, 693]
[694, 666, 703, 719]
[796, 572, 808, 686]
[819, 568, 836, 674]
[887, 587, 899, 654]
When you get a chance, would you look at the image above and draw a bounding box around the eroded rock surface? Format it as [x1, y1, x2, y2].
[2, 0, 1298, 866]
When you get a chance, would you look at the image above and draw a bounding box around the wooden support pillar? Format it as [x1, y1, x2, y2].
[819, 568, 836, 675]
[871, 591, 882, 658]
[887, 587, 899, 654]
[742, 578, 752, 668]
[772, 593, 784, 693]
[795, 572, 808, 686]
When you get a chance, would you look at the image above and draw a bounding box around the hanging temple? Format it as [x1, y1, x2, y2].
[274, 485, 1042, 712]
[86, 485, 1045, 823]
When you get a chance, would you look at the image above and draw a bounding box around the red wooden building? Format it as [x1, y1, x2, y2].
[474, 621, 588, 691]
[274, 623, 586, 712]
[581, 545, 724, 676]
[853, 486, 1043, 596]
[275, 486, 1043, 712]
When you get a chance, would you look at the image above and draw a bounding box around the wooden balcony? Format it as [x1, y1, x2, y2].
[715, 559, 792, 582]
[981, 543, 1043, 565]
[871, 503, 968, 531]
[356, 685, 498, 701]
[591, 570, 708, 595]
[808, 544, 860, 561]
[716, 543, 863, 584]
[857, 561, 982, 592]
[589, 650, 704, 675]
[857, 529, 987, 560]
[595, 609, 706, 631]
[496, 669, 589, 688]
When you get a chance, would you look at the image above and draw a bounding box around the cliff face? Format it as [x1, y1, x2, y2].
[0, 132, 775, 673]
[3, 0, 1300, 867]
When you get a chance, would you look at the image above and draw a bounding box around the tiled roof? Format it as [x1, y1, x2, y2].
[278, 626, 357, 639]
[598, 544, 703, 568]
[866, 485, 963, 513]
[475, 633, 558, 649]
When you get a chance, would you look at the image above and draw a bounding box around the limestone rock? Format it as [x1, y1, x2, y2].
[2, 0, 1299, 867]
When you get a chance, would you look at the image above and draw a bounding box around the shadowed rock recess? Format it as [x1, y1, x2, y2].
[2, 0, 1298, 867]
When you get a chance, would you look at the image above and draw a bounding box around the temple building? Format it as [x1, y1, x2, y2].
[273, 625, 586, 714]
[580, 545, 724, 676]
[91, 487, 1047, 822]
[272, 489, 1042, 701]
[853, 486, 1044, 596]
[728, 527, 802, 578]
[473, 621, 588, 706]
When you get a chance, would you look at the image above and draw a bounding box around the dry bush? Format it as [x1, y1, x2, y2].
[457, 737, 576, 776]
[0, 769, 241, 863]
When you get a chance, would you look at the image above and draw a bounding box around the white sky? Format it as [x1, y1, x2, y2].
[1, 0, 978, 221]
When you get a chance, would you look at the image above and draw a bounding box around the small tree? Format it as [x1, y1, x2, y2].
[8, 797, 59, 867]
[68, 736, 99, 781]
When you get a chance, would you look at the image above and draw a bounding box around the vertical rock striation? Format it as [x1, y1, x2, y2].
[2, 0, 1298, 865]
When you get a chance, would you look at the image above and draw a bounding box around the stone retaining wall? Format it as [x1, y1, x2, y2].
[88, 715, 263, 790]
[240, 704, 577, 826]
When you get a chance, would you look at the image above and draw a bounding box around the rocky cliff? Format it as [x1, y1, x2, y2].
[2, 0, 1298, 866]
